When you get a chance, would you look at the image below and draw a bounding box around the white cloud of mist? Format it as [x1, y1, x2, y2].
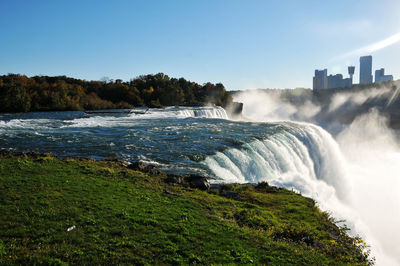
[328, 87, 391, 113]
[233, 90, 320, 122]
[337, 110, 400, 265]
[232, 86, 400, 264]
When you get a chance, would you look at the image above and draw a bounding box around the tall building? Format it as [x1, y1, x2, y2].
[313, 69, 327, 90]
[348, 66, 355, 84]
[313, 55, 394, 89]
[375, 68, 393, 83]
[360, 56, 373, 84]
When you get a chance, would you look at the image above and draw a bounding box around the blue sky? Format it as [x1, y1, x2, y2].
[1, 0, 399, 90]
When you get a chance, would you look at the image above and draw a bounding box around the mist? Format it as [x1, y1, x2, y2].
[232, 87, 400, 265]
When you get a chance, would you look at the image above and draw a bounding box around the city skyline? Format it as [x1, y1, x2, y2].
[1, 0, 400, 90]
[313, 55, 394, 90]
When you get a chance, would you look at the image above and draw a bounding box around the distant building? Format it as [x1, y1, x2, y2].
[348, 66, 355, 83]
[360, 56, 373, 84]
[313, 55, 394, 89]
[375, 68, 393, 83]
[342, 78, 352, 88]
[327, 74, 343, 89]
[313, 68, 354, 90]
[313, 69, 327, 90]
[327, 74, 352, 89]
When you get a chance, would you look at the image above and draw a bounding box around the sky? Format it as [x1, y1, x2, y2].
[1, 0, 400, 90]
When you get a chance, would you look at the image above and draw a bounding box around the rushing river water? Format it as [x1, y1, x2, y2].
[0, 107, 343, 188]
[1, 106, 399, 265]
[0, 107, 281, 178]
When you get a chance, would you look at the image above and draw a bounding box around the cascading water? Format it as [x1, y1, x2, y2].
[58, 106, 228, 128]
[177, 106, 228, 119]
[203, 122, 349, 200]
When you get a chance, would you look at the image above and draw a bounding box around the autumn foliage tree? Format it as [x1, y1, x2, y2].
[0, 73, 232, 113]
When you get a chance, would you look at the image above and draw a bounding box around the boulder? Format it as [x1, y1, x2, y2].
[128, 161, 164, 175]
[186, 175, 210, 191]
[226, 102, 244, 118]
[128, 161, 148, 171]
[165, 174, 184, 185]
[146, 165, 164, 175]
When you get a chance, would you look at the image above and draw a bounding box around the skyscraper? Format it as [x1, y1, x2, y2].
[313, 69, 327, 90]
[360, 56, 373, 84]
[348, 66, 355, 84]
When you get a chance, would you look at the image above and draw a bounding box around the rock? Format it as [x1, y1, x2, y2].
[0, 149, 12, 157]
[226, 102, 244, 118]
[164, 174, 183, 185]
[187, 175, 210, 191]
[128, 161, 148, 171]
[0, 150, 51, 159]
[128, 161, 164, 175]
[146, 165, 164, 175]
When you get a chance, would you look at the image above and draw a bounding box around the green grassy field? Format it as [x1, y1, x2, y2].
[0, 154, 372, 265]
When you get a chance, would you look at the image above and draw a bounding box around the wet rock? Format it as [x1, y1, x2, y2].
[146, 165, 164, 175]
[186, 175, 210, 191]
[128, 161, 148, 171]
[0, 150, 50, 159]
[164, 174, 183, 185]
[128, 161, 164, 175]
[0, 149, 12, 157]
[226, 102, 244, 118]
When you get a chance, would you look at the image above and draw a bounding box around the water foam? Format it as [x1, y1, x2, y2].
[0, 119, 55, 130]
[204, 122, 348, 199]
[131, 106, 228, 119]
[177, 107, 228, 119]
[62, 107, 228, 128]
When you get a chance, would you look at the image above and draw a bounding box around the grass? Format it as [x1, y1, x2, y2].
[0, 154, 373, 265]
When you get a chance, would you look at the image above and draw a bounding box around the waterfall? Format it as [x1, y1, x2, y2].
[177, 106, 228, 119]
[203, 121, 349, 200]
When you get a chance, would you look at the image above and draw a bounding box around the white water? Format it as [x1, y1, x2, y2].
[205, 122, 349, 198]
[0, 107, 228, 130]
[216, 90, 400, 265]
[177, 107, 228, 119]
[0, 106, 228, 130]
[133, 106, 228, 119]
[0, 119, 55, 130]
[61, 106, 228, 128]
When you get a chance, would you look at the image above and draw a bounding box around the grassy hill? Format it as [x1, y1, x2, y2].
[0, 153, 372, 265]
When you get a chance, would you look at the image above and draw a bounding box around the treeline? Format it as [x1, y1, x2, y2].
[0, 73, 232, 113]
